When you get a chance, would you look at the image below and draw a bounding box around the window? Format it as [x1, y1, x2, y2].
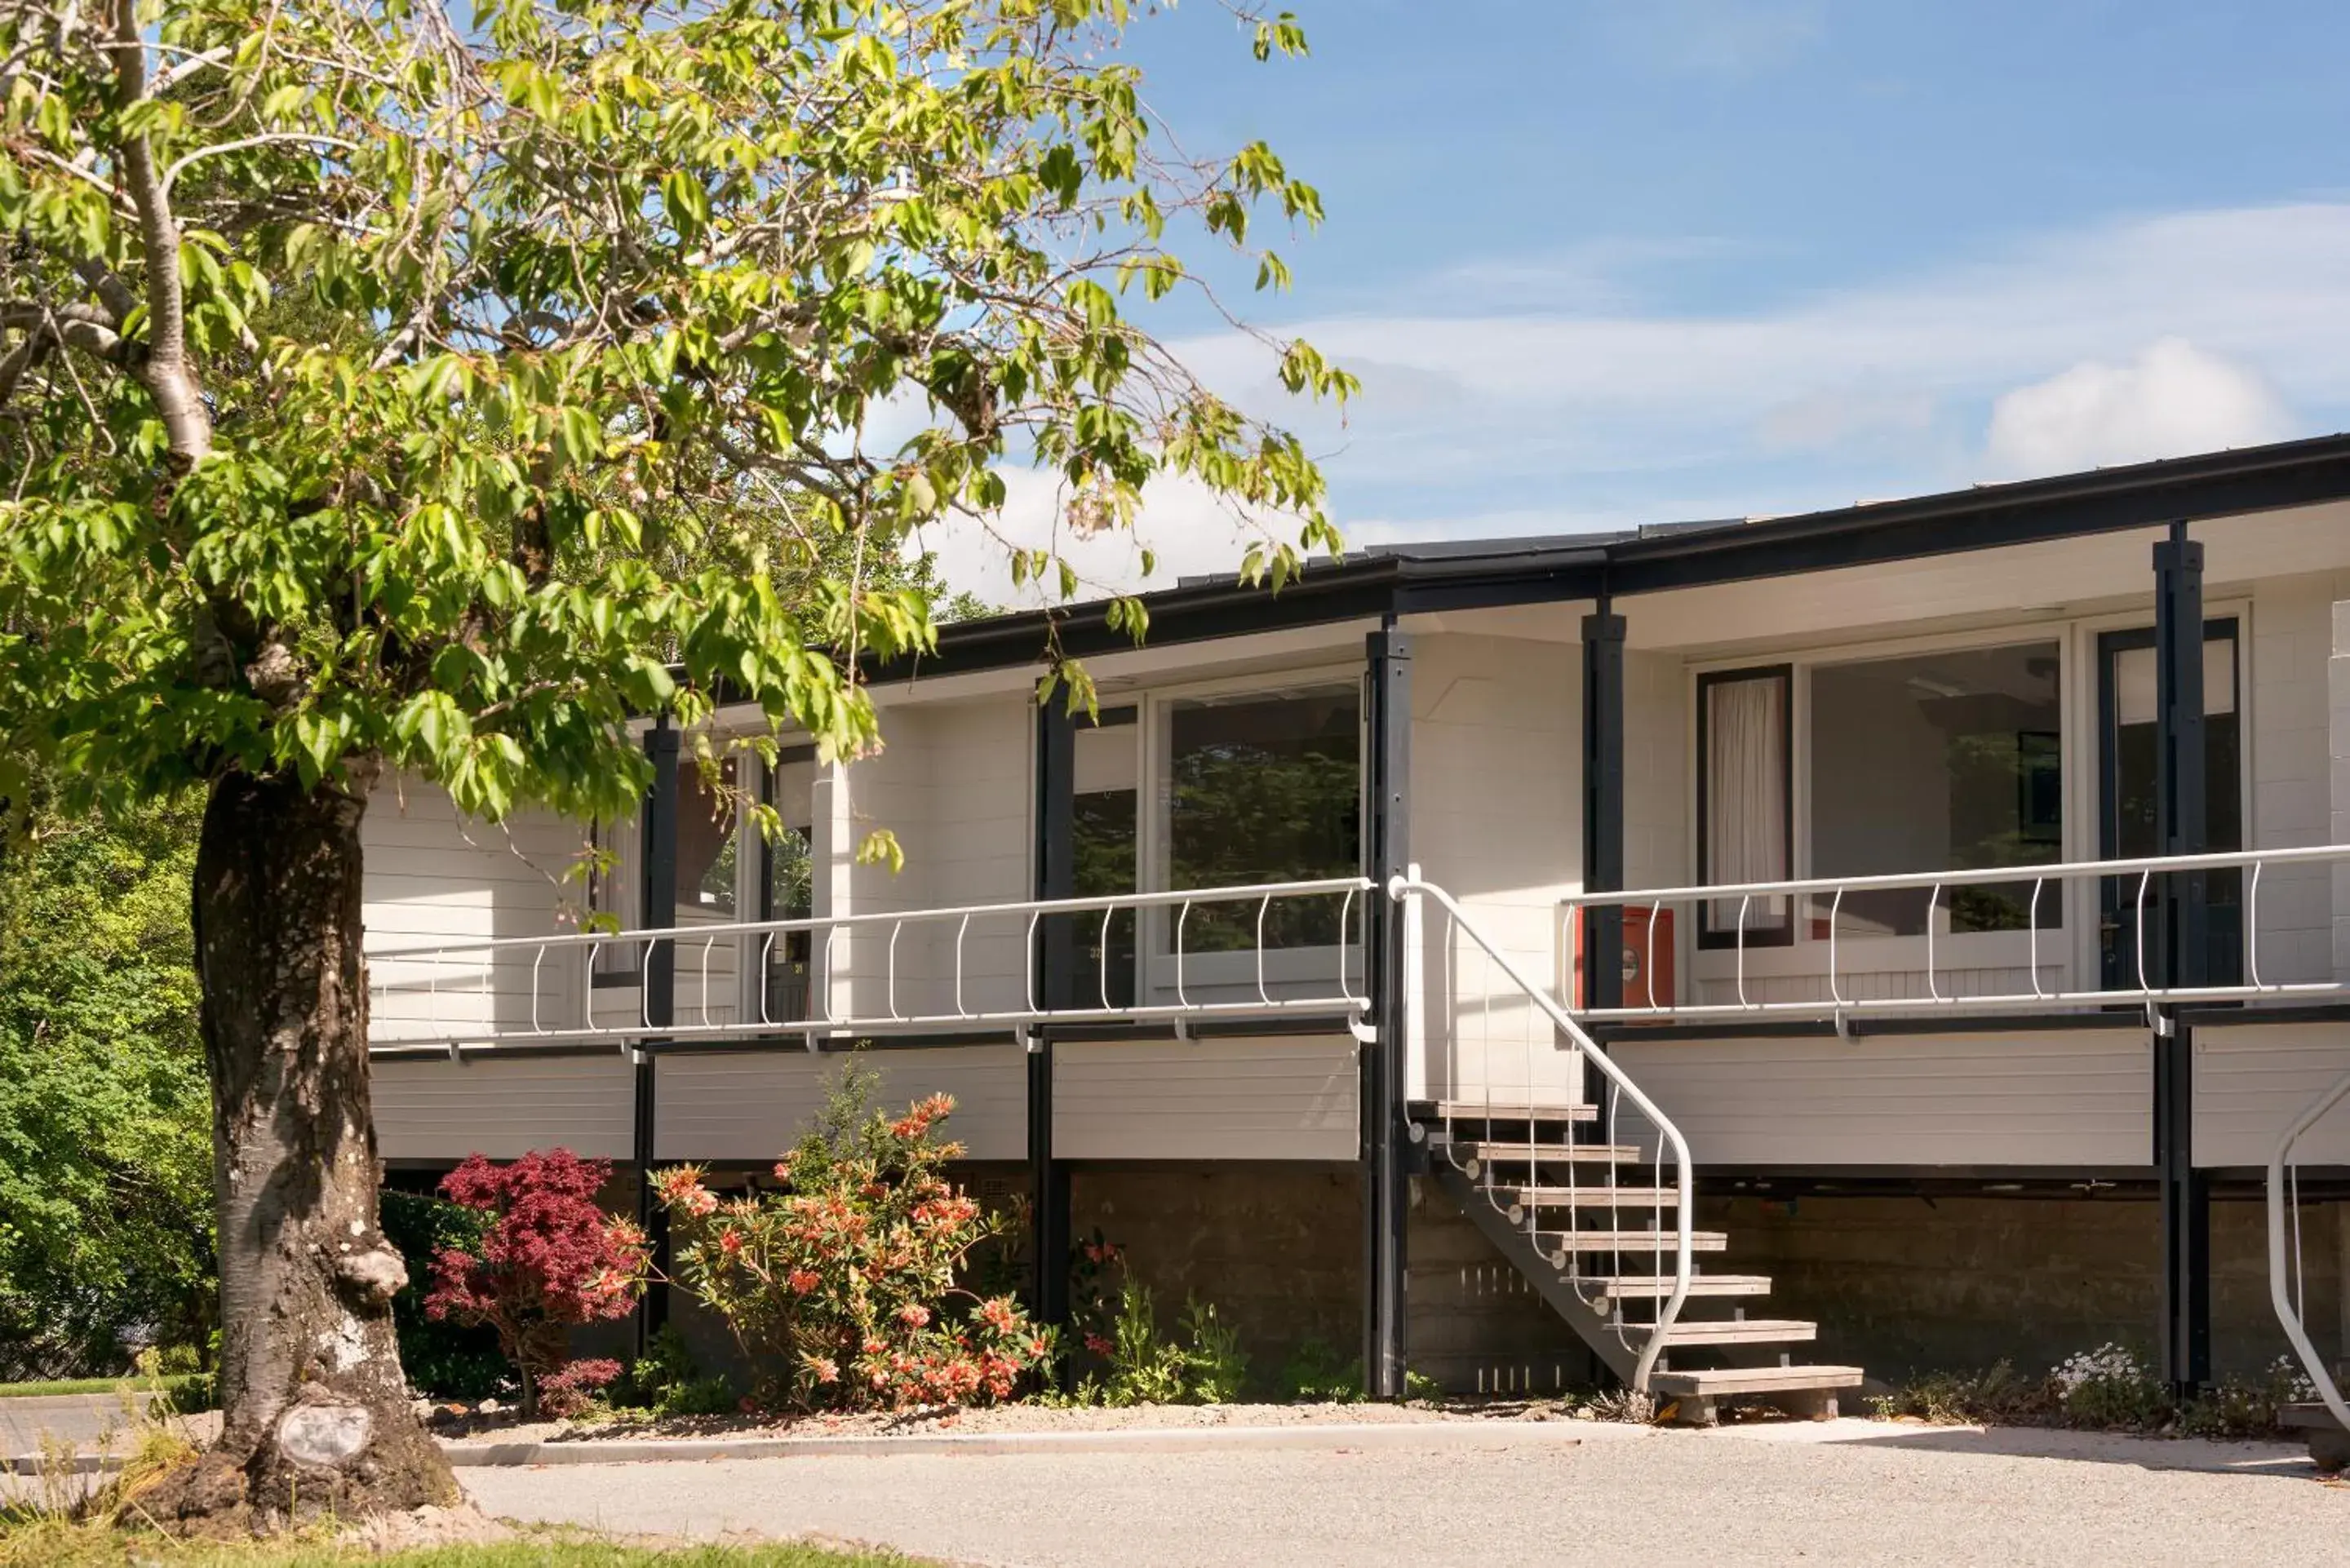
[762, 748, 816, 1021]
[1696, 667, 1791, 946]
[1807, 641, 2063, 937]
[676, 757, 739, 919]
[2099, 622, 2241, 986]
[588, 813, 641, 980]
[1162, 685, 1360, 951]
[1074, 707, 1138, 1007]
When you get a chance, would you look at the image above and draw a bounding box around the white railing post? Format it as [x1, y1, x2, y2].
[2269, 1064, 2350, 1433]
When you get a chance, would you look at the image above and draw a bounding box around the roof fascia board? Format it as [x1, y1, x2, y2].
[1605, 443, 2350, 596]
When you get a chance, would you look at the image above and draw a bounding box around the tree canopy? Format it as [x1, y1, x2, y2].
[0, 0, 1351, 834]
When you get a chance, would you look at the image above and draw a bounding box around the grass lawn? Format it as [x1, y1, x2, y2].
[0, 1375, 206, 1402]
[0, 1525, 922, 1567]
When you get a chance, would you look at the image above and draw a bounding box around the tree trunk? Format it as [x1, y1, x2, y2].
[150, 764, 456, 1526]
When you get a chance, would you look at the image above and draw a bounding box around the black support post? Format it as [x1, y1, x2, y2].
[634, 716, 680, 1355]
[1362, 621, 1412, 1400]
[1029, 693, 1076, 1338]
[1581, 599, 1628, 1018]
[2152, 520, 2210, 1394]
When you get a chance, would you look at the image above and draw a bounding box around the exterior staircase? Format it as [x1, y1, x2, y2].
[1410, 1101, 1864, 1425]
[1395, 875, 1864, 1424]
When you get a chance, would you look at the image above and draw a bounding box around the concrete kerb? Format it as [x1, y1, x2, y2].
[11, 1419, 1619, 1474]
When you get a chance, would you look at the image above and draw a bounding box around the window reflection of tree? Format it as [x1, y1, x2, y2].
[1168, 691, 1359, 952]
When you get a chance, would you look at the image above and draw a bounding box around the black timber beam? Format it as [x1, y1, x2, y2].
[1028, 692, 1076, 1340]
[634, 715, 681, 1355]
[1361, 620, 1411, 1401]
[2153, 520, 2211, 1394]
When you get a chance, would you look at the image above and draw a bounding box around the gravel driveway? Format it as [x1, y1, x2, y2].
[462, 1418, 2350, 1567]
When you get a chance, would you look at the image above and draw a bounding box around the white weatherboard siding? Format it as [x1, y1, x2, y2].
[2337, 597, 2350, 976]
[1608, 1030, 2151, 1167]
[1053, 1036, 1358, 1160]
[1622, 648, 1690, 893]
[833, 698, 1031, 1023]
[362, 780, 584, 1044]
[2195, 1023, 2350, 1168]
[2246, 572, 2350, 986]
[372, 1052, 634, 1161]
[654, 1046, 1026, 1163]
[1408, 632, 1582, 1107]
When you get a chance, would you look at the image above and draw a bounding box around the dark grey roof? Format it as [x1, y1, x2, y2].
[911, 432, 2350, 679]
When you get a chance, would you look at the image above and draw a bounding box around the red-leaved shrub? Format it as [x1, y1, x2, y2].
[424, 1149, 648, 1417]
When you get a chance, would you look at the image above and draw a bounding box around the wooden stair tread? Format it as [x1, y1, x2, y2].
[1439, 1141, 1645, 1163]
[1649, 1365, 1864, 1396]
[1537, 1230, 1726, 1252]
[1421, 1101, 1597, 1124]
[1585, 1274, 1771, 1299]
[1496, 1185, 1680, 1207]
[1635, 1318, 1817, 1346]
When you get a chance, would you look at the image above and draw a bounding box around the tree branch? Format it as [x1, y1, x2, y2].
[162, 132, 365, 195]
[104, 0, 211, 467]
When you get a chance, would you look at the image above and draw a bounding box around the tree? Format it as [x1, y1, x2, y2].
[0, 784, 214, 1379]
[423, 1149, 647, 1419]
[0, 0, 1346, 1524]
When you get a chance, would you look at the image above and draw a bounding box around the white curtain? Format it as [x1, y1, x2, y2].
[1706, 675, 1788, 933]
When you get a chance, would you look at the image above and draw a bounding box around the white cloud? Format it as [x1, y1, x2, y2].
[1596, 0, 1829, 78]
[907, 468, 1302, 611]
[1168, 202, 2350, 530]
[904, 202, 2350, 600]
[1982, 339, 2292, 481]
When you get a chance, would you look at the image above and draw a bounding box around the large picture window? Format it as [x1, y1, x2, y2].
[1696, 667, 1791, 947]
[1808, 641, 2064, 938]
[1163, 685, 1360, 951]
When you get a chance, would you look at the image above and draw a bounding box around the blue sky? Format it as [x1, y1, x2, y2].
[929, 1, 2350, 598]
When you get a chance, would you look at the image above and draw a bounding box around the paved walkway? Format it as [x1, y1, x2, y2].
[462, 1419, 2350, 1567]
[0, 1394, 155, 1457]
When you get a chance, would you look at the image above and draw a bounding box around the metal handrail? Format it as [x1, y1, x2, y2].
[1559, 844, 2350, 1023]
[1394, 874, 1692, 1391]
[366, 876, 1374, 1051]
[2268, 1065, 2350, 1434]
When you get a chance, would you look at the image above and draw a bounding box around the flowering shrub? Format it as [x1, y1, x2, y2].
[423, 1149, 650, 1418]
[655, 1060, 1050, 1411]
[2051, 1342, 2170, 1429]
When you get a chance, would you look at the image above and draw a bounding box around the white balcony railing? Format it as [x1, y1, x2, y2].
[366, 877, 1374, 1052]
[1560, 844, 2350, 1025]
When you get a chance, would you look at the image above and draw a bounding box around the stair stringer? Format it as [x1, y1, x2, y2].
[1429, 1162, 1642, 1386]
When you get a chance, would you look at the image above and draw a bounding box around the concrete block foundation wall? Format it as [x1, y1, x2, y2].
[405, 1163, 2347, 1397]
[1705, 1190, 2347, 1383]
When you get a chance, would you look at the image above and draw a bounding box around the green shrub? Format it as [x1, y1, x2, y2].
[379, 1186, 508, 1401]
[1277, 1335, 1362, 1403]
[1177, 1299, 1248, 1404]
[610, 1325, 738, 1418]
[2054, 1343, 2171, 1429]
[2179, 1357, 2317, 1439]
[1869, 1360, 2055, 1426]
[1060, 1280, 1253, 1406]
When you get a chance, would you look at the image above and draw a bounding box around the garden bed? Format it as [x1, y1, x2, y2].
[430, 1396, 1599, 1450]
